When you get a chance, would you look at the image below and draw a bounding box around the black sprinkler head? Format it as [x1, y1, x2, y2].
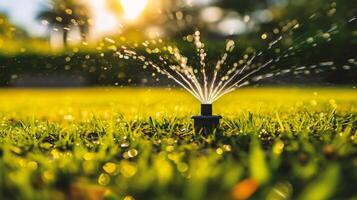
[192, 104, 221, 135]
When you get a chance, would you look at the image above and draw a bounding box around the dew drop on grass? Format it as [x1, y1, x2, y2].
[123, 196, 135, 200]
[103, 162, 118, 175]
[120, 142, 130, 148]
[216, 148, 224, 155]
[266, 181, 293, 200]
[128, 149, 138, 158]
[223, 144, 232, 151]
[98, 173, 110, 186]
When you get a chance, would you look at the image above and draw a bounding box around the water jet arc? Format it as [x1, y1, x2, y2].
[192, 104, 221, 135]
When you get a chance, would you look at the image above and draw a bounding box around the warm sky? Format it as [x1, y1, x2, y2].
[0, 0, 218, 37]
[0, 0, 123, 37]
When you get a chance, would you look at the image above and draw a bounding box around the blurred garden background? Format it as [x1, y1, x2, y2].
[0, 0, 356, 87]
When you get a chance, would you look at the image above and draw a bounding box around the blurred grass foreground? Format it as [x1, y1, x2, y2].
[0, 87, 356, 200]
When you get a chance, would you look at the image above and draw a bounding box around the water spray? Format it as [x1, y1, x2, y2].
[192, 104, 221, 135]
[118, 29, 354, 136]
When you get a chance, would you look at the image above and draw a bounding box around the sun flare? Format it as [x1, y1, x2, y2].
[87, 0, 121, 38]
[120, 0, 148, 21]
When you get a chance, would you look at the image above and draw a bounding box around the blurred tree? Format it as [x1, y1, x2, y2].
[37, 0, 90, 48]
[0, 13, 28, 40]
[215, 0, 355, 33]
[0, 13, 11, 36]
[217, 0, 269, 13]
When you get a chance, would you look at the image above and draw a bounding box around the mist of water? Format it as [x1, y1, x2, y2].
[115, 19, 355, 104]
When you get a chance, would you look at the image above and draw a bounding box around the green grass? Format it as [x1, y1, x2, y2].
[0, 87, 356, 200]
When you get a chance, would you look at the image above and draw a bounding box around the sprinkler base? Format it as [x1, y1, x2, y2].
[192, 115, 222, 135]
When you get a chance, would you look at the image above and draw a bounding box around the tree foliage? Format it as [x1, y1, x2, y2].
[37, 0, 90, 47]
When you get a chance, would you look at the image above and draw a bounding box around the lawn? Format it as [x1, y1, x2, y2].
[0, 87, 356, 200]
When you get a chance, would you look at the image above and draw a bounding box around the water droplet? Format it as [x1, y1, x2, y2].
[128, 149, 138, 158]
[342, 65, 351, 70]
[103, 162, 118, 175]
[216, 148, 223, 155]
[306, 37, 314, 43]
[98, 173, 110, 185]
[123, 195, 135, 200]
[261, 33, 268, 40]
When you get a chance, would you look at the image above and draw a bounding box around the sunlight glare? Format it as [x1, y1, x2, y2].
[87, 0, 121, 38]
[120, 0, 148, 21]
